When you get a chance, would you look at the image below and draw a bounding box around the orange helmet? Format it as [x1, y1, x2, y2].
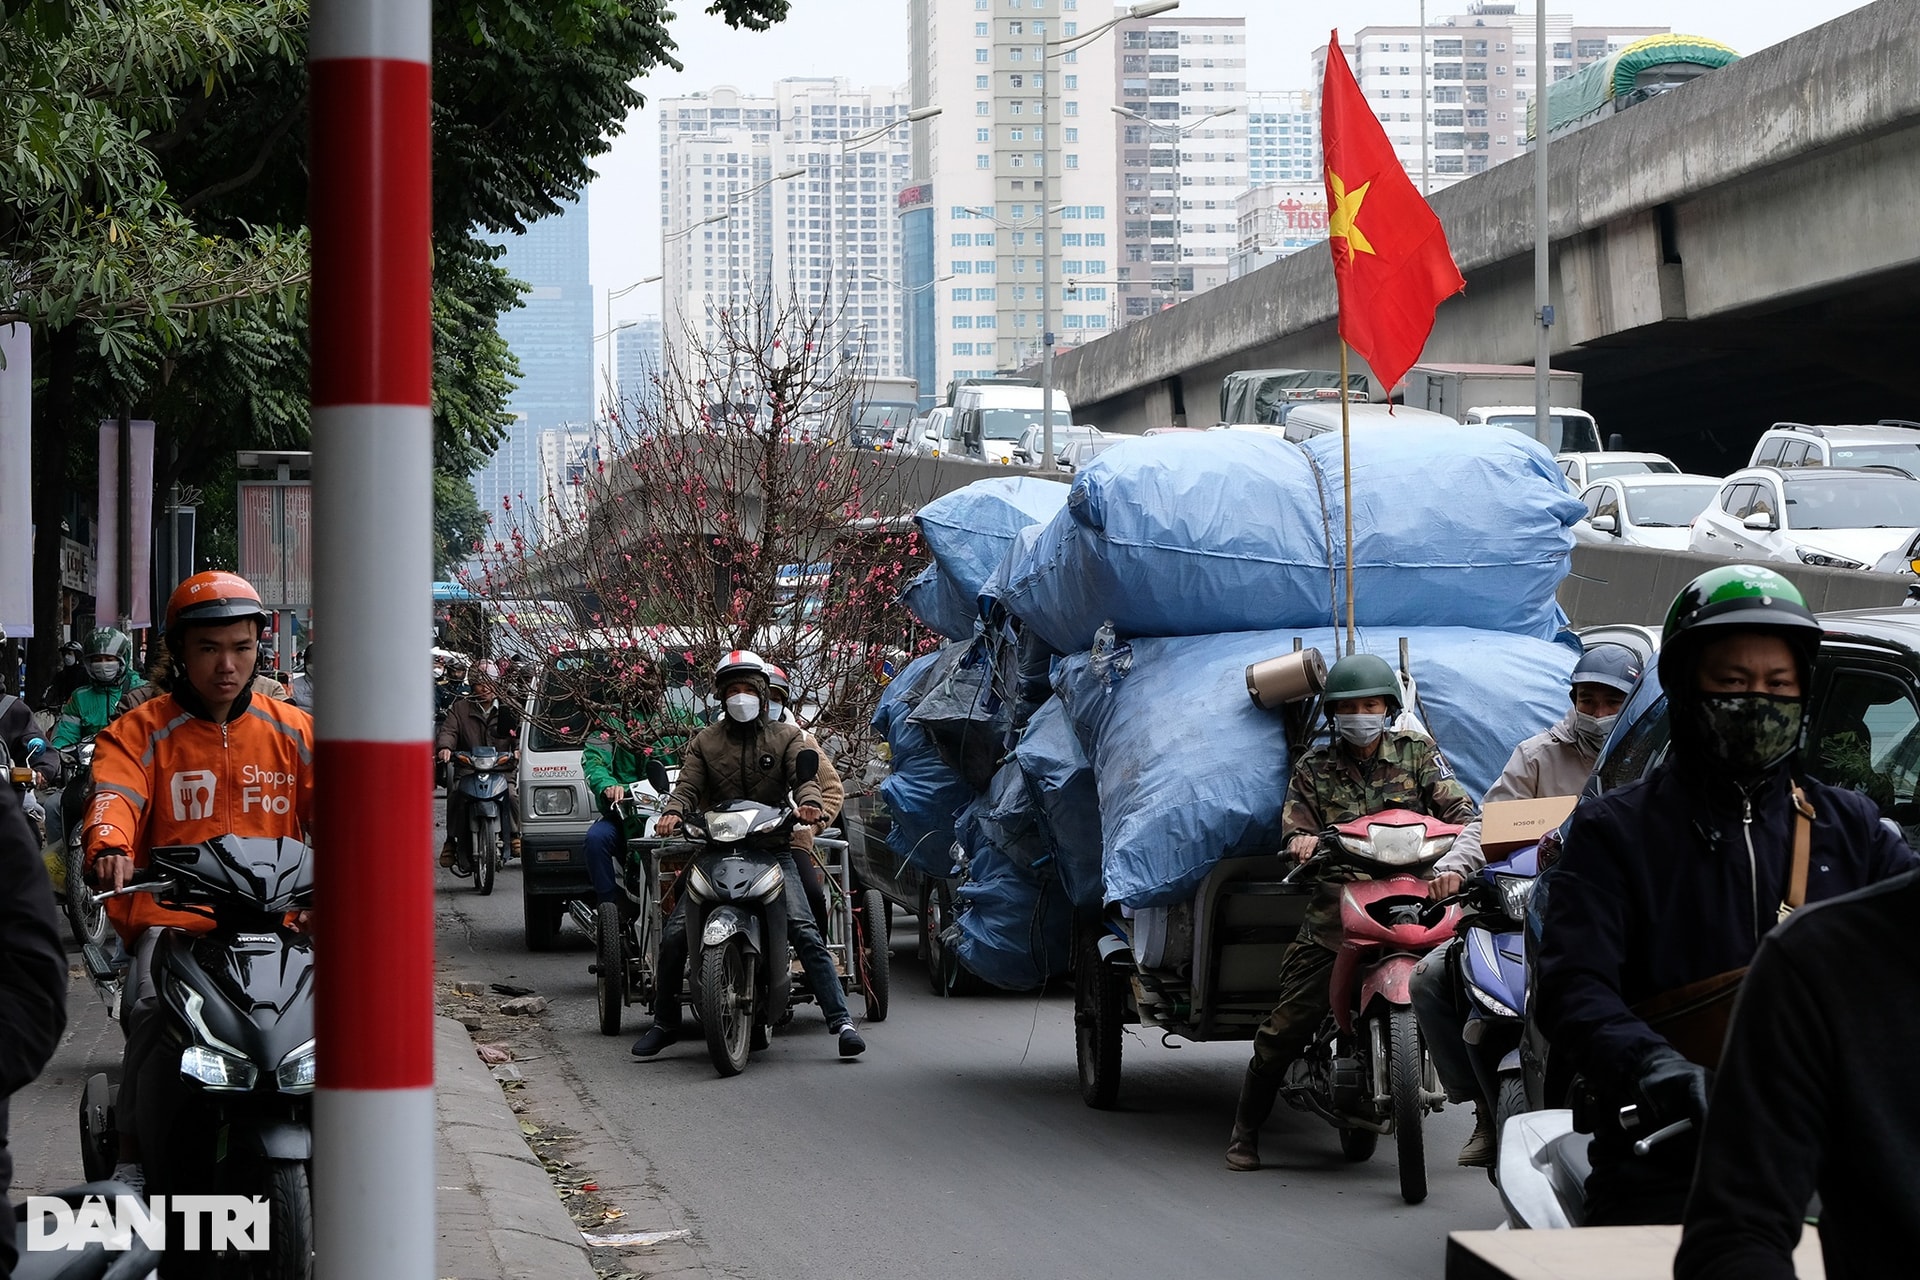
[165, 570, 271, 640]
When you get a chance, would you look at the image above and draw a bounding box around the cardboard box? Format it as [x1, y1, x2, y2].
[1478, 795, 1579, 858]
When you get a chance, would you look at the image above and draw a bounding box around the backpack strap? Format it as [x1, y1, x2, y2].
[1781, 784, 1815, 918]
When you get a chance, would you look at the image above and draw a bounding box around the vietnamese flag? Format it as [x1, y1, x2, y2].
[1321, 32, 1465, 393]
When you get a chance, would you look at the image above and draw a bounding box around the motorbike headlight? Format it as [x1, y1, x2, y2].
[1465, 981, 1522, 1020]
[181, 1045, 258, 1091]
[276, 1041, 317, 1093]
[532, 786, 575, 816]
[1495, 874, 1536, 922]
[747, 864, 786, 901]
[705, 810, 754, 843]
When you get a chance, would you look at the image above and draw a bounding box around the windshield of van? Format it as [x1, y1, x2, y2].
[982, 408, 1072, 441]
[1484, 413, 1602, 454]
[855, 403, 915, 432]
[528, 651, 703, 752]
[1784, 474, 1920, 530]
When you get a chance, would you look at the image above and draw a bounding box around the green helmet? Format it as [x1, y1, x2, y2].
[83, 627, 134, 684]
[1323, 653, 1401, 714]
[1657, 564, 1821, 694]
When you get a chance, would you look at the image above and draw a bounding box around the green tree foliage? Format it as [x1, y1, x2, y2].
[433, 469, 487, 580]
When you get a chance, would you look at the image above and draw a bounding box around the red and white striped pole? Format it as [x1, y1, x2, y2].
[309, 2, 436, 1277]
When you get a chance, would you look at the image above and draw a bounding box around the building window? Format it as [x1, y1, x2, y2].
[975, 21, 989, 35]
[1065, 74, 1078, 89]
[1009, 47, 1023, 61]
[976, 75, 990, 88]
[953, 316, 973, 329]
[1065, 127, 1079, 142]
[977, 128, 991, 141]
[976, 287, 996, 300]
[951, 232, 971, 246]
[1009, 154, 1023, 167]
[977, 260, 994, 273]
[953, 342, 974, 355]
[1009, 127, 1024, 141]
[1008, 19, 1022, 33]
[1061, 233, 1082, 246]
[951, 287, 973, 301]
[1065, 154, 1079, 169]
[976, 48, 989, 63]
[1085, 232, 1105, 246]
[974, 232, 994, 246]
[1064, 101, 1078, 116]
[977, 154, 991, 168]
[951, 260, 972, 273]
[1086, 204, 1105, 218]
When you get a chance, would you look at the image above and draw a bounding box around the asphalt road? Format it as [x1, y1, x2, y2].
[441, 863, 1507, 1280]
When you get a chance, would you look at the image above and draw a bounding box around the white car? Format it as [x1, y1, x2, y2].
[1012, 422, 1102, 466]
[1689, 467, 1920, 571]
[1556, 452, 1679, 490]
[1575, 474, 1722, 550]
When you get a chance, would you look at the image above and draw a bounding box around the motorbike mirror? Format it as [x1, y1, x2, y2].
[794, 749, 819, 786]
[645, 759, 672, 793]
[24, 736, 45, 762]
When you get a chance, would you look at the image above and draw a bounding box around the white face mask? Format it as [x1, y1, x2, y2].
[87, 658, 122, 683]
[61, 654, 77, 668]
[767, 698, 786, 722]
[1334, 713, 1390, 748]
[725, 693, 762, 724]
[1572, 710, 1619, 751]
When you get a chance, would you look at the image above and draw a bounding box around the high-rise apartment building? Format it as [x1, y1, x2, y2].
[1316, 4, 1663, 192]
[657, 81, 914, 384]
[1110, 13, 1246, 323]
[1245, 90, 1319, 186]
[472, 197, 592, 534]
[907, 0, 1120, 394]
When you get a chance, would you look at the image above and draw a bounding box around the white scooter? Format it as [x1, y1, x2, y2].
[1498, 1105, 1692, 1228]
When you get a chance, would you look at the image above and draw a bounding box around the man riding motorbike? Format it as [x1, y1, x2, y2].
[82, 570, 315, 1193]
[1409, 642, 1641, 1167]
[1535, 565, 1918, 1225]
[1225, 652, 1478, 1171]
[630, 651, 866, 1060]
[50, 627, 143, 751]
[436, 663, 522, 868]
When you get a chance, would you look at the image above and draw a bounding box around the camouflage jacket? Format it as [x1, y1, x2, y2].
[1282, 730, 1479, 948]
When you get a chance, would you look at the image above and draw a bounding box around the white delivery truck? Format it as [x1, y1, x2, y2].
[952, 382, 1076, 464]
[1405, 363, 1601, 453]
[848, 376, 920, 450]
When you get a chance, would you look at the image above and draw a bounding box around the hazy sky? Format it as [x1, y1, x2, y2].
[586, 0, 1876, 362]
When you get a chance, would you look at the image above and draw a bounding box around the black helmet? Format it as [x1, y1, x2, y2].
[1323, 653, 1402, 715]
[1657, 565, 1821, 698]
[1571, 643, 1643, 698]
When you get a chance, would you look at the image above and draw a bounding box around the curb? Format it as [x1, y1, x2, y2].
[435, 1015, 598, 1280]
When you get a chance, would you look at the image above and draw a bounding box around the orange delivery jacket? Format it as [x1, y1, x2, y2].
[83, 689, 315, 942]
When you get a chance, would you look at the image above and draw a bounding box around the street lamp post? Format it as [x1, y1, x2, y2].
[1112, 104, 1234, 308]
[1042, 0, 1179, 469]
[832, 108, 942, 352]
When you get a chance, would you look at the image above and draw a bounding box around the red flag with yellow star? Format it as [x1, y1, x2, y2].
[1321, 32, 1465, 393]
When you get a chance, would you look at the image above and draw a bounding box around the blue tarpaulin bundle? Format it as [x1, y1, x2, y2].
[872, 650, 974, 876]
[1012, 698, 1104, 911]
[901, 563, 978, 641]
[1055, 626, 1578, 909]
[968, 760, 1051, 871]
[949, 837, 1074, 991]
[917, 476, 1069, 599]
[1000, 426, 1584, 653]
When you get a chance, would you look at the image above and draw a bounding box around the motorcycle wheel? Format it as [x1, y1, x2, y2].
[859, 888, 891, 1022]
[264, 1159, 314, 1280]
[1075, 931, 1124, 1110]
[78, 1074, 116, 1184]
[1388, 1005, 1429, 1205]
[63, 839, 108, 948]
[921, 880, 979, 998]
[474, 815, 496, 896]
[699, 940, 754, 1077]
[595, 902, 625, 1036]
[1338, 1126, 1379, 1162]
[1492, 1074, 1528, 1176]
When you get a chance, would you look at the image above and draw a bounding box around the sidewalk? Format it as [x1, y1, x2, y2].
[8, 966, 596, 1279]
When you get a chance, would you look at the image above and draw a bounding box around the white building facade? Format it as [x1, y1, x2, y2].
[1245, 90, 1318, 186]
[908, 0, 1121, 393]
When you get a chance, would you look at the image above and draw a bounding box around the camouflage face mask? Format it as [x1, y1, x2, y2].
[1683, 692, 1805, 776]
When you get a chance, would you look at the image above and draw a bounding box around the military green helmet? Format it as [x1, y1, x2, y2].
[1657, 564, 1822, 693]
[84, 627, 133, 663]
[1323, 653, 1402, 714]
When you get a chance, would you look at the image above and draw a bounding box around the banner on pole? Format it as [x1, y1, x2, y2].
[0, 326, 31, 636]
[96, 420, 156, 628]
[238, 482, 313, 612]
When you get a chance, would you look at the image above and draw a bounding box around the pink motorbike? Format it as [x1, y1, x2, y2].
[1278, 809, 1465, 1204]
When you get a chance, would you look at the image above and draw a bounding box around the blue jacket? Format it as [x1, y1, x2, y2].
[1537, 755, 1917, 1109]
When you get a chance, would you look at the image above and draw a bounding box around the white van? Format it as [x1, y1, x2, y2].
[1274, 401, 1459, 443]
[952, 384, 1075, 464]
[1461, 405, 1601, 454]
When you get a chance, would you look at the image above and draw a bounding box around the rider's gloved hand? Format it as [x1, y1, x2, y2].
[1631, 1045, 1710, 1132]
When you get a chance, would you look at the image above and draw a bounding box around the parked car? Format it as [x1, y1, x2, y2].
[1058, 436, 1120, 473]
[1012, 423, 1102, 467]
[1574, 474, 1722, 550]
[1556, 451, 1679, 489]
[904, 406, 962, 457]
[1689, 467, 1920, 571]
[1749, 421, 1920, 473]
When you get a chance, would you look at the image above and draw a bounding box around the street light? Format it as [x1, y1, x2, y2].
[1112, 104, 1235, 307]
[1037, 0, 1179, 468]
[865, 272, 956, 296]
[603, 274, 662, 347]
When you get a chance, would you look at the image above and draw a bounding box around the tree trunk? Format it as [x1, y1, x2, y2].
[28, 326, 79, 702]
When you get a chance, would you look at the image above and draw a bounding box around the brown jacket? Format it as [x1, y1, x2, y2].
[435, 695, 521, 755]
[664, 717, 827, 831]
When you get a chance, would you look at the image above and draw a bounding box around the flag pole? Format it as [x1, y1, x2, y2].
[1339, 339, 1355, 656]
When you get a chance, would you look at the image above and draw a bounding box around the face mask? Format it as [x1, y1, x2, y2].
[1680, 693, 1804, 776]
[725, 693, 761, 724]
[1571, 710, 1619, 752]
[1334, 713, 1389, 748]
[768, 698, 786, 722]
[61, 654, 76, 668]
[87, 659, 122, 683]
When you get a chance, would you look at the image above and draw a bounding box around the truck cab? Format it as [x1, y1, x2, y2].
[1462, 406, 1602, 454]
[952, 384, 1076, 464]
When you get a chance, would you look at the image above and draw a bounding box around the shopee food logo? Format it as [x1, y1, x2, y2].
[171, 770, 217, 821]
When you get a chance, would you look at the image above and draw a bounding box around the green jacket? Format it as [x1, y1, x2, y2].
[582, 715, 696, 835]
[51, 678, 144, 750]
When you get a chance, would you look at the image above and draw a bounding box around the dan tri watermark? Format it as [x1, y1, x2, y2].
[26, 1195, 269, 1252]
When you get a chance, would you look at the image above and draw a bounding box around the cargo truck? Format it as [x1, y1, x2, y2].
[1405, 363, 1601, 453]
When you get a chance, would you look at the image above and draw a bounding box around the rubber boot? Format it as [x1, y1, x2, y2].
[439, 838, 456, 869]
[1226, 1067, 1282, 1171]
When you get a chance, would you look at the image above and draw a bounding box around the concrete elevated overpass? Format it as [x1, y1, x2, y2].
[1052, 0, 1920, 474]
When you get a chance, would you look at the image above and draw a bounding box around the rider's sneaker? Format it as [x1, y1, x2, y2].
[1457, 1103, 1497, 1169]
[630, 1022, 680, 1058]
[111, 1162, 146, 1196]
[833, 1022, 866, 1057]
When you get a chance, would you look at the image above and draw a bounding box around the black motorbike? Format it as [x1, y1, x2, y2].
[56, 740, 112, 947]
[648, 753, 817, 1078]
[11, 1182, 158, 1280]
[81, 834, 315, 1279]
[449, 746, 514, 895]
